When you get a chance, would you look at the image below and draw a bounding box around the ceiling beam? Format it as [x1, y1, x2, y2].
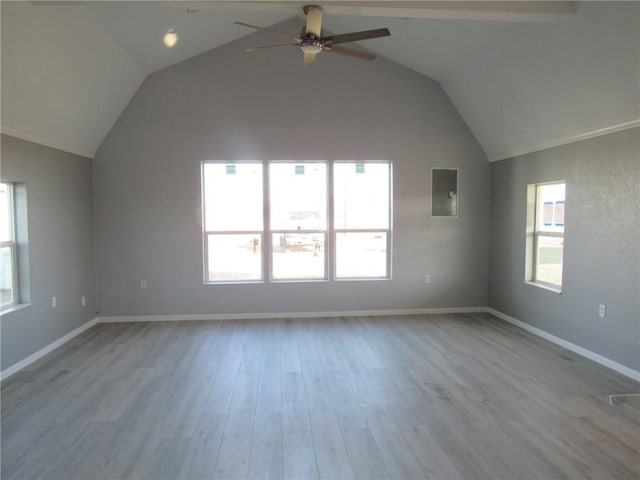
[174, 1, 576, 22]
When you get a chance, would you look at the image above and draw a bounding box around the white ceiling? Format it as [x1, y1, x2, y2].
[1, 1, 638, 160]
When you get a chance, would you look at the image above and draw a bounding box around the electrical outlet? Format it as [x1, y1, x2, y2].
[424, 274, 431, 284]
[52, 296, 57, 308]
[81, 296, 86, 307]
[599, 304, 606, 318]
[140, 280, 147, 290]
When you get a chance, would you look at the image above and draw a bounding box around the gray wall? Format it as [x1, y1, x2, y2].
[94, 18, 490, 317]
[489, 127, 640, 371]
[0, 134, 96, 369]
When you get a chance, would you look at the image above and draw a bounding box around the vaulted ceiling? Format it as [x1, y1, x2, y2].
[1, 1, 638, 161]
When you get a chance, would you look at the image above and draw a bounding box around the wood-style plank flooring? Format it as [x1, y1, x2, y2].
[2, 313, 639, 479]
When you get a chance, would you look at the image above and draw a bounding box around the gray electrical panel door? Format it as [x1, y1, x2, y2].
[431, 168, 458, 217]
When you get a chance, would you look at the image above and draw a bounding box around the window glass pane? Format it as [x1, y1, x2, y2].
[272, 233, 325, 280]
[536, 183, 565, 232]
[0, 183, 12, 242]
[336, 232, 387, 278]
[206, 234, 261, 281]
[270, 163, 326, 230]
[535, 235, 563, 286]
[0, 246, 14, 306]
[334, 163, 389, 229]
[203, 163, 263, 231]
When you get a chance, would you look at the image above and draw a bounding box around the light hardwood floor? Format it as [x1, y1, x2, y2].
[2, 312, 639, 479]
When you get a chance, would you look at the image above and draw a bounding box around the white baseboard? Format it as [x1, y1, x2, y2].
[1, 317, 100, 381]
[98, 307, 484, 323]
[5, 308, 636, 384]
[486, 307, 640, 382]
[0, 308, 480, 381]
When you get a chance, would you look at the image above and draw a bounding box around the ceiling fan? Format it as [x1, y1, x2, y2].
[235, 5, 390, 66]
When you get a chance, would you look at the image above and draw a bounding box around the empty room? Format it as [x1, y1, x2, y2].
[1, 1, 639, 479]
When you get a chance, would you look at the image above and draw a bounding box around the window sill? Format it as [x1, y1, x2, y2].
[524, 281, 562, 294]
[0, 303, 32, 316]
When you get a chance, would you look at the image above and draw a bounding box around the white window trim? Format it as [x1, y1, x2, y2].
[201, 161, 264, 284]
[333, 229, 392, 280]
[333, 161, 393, 280]
[0, 240, 18, 309]
[525, 181, 565, 292]
[268, 161, 329, 282]
[202, 231, 264, 284]
[1, 182, 18, 310]
[201, 160, 392, 283]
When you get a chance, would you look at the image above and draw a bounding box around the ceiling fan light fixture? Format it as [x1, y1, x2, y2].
[300, 43, 322, 54]
[163, 29, 178, 48]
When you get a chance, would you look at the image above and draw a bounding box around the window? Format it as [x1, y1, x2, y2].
[526, 181, 566, 290]
[202, 161, 392, 283]
[270, 163, 327, 280]
[334, 163, 391, 278]
[1, 182, 17, 308]
[202, 163, 263, 282]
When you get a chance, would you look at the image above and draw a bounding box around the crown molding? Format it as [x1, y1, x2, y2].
[0, 126, 94, 159]
[490, 119, 640, 162]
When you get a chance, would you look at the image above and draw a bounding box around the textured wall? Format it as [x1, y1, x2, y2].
[490, 127, 640, 371]
[0, 134, 96, 369]
[94, 18, 489, 317]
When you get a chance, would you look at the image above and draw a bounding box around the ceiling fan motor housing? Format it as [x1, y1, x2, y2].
[299, 30, 324, 54]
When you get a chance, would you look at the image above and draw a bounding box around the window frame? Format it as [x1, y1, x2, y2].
[1, 181, 19, 309]
[201, 160, 392, 284]
[333, 161, 392, 280]
[525, 181, 566, 292]
[201, 161, 265, 284]
[268, 161, 329, 282]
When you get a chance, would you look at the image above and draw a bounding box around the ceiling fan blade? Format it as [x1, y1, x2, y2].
[304, 52, 317, 66]
[322, 28, 391, 46]
[304, 5, 323, 37]
[234, 22, 300, 42]
[245, 44, 298, 52]
[325, 45, 377, 61]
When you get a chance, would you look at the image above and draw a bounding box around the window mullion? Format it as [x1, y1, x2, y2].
[327, 161, 334, 280]
[533, 185, 539, 281]
[335, 230, 390, 234]
[10, 243, 17, 305]
[264, 160, 271, 281]
[204, 230, 263, 235]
